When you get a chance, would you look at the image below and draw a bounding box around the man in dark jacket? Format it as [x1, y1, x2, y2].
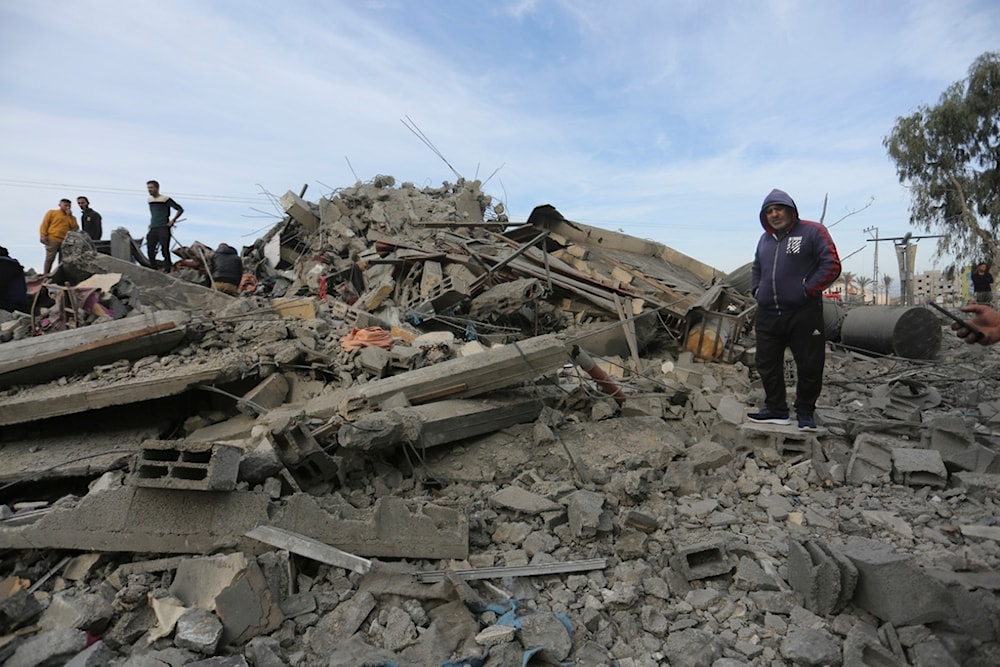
[971, 262, 993, 305]
[748, 189, 841, 431]
[0, 246, 30, 313]
[209, 243, 243, 296]
[77, 196, 103, 240]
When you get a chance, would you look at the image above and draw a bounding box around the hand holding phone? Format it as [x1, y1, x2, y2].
[926, 301, 984, 341]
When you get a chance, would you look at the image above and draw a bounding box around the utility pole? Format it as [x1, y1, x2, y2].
[863, 226, 878, 303]
[866, 232, 944, 306]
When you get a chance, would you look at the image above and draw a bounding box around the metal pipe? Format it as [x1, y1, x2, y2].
[839, 306, 942, 359]
[570, 345, 626, 405]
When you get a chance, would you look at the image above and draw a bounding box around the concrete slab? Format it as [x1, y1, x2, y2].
[0, 310, 190, 389]
[0, 356, 245, 426]
[0, 486, 271, 553]
[271, 494, 468, 560]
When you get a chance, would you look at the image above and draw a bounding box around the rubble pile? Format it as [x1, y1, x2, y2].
[0, 176, 999, 666]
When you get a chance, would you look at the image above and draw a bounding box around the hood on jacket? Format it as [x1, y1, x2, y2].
[759, 188, 800, 232]
[216, 243, 237, 255]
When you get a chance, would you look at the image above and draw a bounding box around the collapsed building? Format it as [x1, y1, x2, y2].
[0, 176, 998, 667]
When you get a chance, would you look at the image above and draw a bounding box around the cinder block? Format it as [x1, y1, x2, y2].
[787, 539, 848, 616]
[846, 433, 897, 484]
[923, 416, 978, 471]
[267, 423, 341, 491]
[835, 539, 953, 626]
[951, 471, 1000, 502]
[737, 423, 819, 460]
[129, 441, 241, 491]
[891, 447, 947, 488]
[843, 622, 907, 667]
[280, 190, 318, 232]
[674, 538, 733, 581]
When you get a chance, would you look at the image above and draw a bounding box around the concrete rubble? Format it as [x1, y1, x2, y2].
[0, 175, 999, 666]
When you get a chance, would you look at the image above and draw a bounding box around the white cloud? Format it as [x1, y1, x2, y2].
[0, 0, 996, 281]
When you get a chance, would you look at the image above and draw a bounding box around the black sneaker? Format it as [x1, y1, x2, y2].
[747, 409, 790, 425]
[797, 413, 818, 431]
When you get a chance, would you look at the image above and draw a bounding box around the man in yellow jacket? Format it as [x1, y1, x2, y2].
[39, 198, 78, 275]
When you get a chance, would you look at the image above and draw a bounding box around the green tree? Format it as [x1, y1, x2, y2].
[883, 51, 1000, 269]
[882, 274, 894, 304]
[839, 271, 855, 300]
[856, 276, 873, 303]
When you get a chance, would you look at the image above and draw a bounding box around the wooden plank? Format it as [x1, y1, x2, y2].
[245, 524, 371, 574]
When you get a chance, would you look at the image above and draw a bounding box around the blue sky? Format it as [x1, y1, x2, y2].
[2, 1, 998, 283]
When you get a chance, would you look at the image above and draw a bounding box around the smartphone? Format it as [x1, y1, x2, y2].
[925, 300, 984, 341]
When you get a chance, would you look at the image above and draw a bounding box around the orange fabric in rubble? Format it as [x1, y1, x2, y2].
[339, 326, 395, 351]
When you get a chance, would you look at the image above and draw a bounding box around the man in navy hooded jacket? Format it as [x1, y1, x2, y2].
[749, 189, 841, 431]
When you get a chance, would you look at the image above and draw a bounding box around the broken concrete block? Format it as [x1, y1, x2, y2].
[951, 471, 1000, 502]
[923, 416, 979, 471]
[175, 608, 224, 655]
[309, 590, 377, 653]
[518, 611, 573, 663]
[129, 440, 242, 492]
[5, 627, 88, 667]
[239, 373, 290, 415]
[184, 657, 250, 667]
[266, 419, 341, 491]
[779, 627, 842, 667]
[0, 589, 43, 633]
[737, 423, 818, 460]
[842, 622, 907, 666]
[846, 433, 897, 485]
[684, 439, 732, 471]
[38, 590, 114, 634]
[476, 623, 517, 646]
[816, 540, 857, 614]
[564, 489, 605, 538]
[734, 556, 781, 592]
[281, 190, 319, 232]
[891, 447, 947, 488]
[170, 553, 283, 647]
[836, 539, 953, 625]
[61, 553, 102, 582]
[674, 538, 733, 581]
[490, 486, 562, 515]
[715, 396, 746, 424]
[63, 639, 114, 667]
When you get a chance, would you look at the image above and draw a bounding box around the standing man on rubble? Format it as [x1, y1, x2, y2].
[748, 189, 841, 431]
[39, 198, 78, 275]
[970, 262, 994, 306]
[77, 196, 102, 240]
[146, 180, 183, 271]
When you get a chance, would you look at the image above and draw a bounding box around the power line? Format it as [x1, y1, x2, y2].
[0, 179, 263, 204]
